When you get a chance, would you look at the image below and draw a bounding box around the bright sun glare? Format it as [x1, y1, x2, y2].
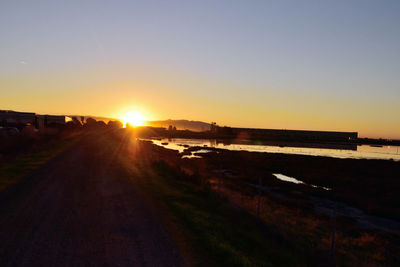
[122, 111, 146, 127]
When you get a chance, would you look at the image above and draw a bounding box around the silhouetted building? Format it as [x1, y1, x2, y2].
[0, 110, 35, 126]
[36, 115, 66, 128]
[214, 125, 357, 142]
[210, 122, 218, 133]
[0, 110, 65, 129]
[0, 110, 36, 129]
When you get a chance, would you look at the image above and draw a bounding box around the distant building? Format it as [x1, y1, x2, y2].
[0, 110, 65, 129]
[0, 110, 35, 126]
[210, 122, 218, 133]
[168, 125, 177, 131]
[214, 126, 358, 142]
[36, 115, 66, 129]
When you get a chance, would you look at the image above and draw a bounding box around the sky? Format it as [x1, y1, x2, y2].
[1, 0, 399, 138]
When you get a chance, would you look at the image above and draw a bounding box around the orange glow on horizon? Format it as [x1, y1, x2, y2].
[121, 111, 146, 127]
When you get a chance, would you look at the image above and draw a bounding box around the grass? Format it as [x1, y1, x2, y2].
[128, 157, 304, 267]
[0, 137, 75, 192]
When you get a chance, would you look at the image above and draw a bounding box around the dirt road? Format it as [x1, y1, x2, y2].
[0, 135, 182, 266]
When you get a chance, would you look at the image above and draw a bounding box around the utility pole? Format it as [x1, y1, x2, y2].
[257, 177, 262, 217]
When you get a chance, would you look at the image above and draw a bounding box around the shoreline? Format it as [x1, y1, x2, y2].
[140, 136, 400, 222]
[144, 137, 400, 162]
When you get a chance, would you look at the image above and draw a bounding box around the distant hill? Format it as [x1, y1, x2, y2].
[146, 120, 211, 132]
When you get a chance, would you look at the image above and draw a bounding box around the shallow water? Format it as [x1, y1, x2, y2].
[147, 138, 400, 161]
[181, 149, 212, 159]
[273, 173, 304, 184]
[272, 173, 331, 190]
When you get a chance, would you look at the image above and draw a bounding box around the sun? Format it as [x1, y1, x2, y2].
[122, 111, 146, 127]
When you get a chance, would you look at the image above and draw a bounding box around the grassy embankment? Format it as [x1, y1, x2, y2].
[0, 136, 77, 192]
[99, 131, 302, 267]
[110, 130, 398, 266]
[148, 161, 303, 266]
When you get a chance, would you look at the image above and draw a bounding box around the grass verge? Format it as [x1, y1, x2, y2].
[0, 137, 76, 192]
[130, 158, 303, 267]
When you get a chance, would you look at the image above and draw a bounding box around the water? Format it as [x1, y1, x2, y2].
[273, 173, 331, 190]
[182, 149, 213, 159]
[273, 173, 304, 184]
[147, 138, 400, 161]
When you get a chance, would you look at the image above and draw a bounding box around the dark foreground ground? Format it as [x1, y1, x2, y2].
[0, 133, 182, 266]
[0, 129, 399, 266]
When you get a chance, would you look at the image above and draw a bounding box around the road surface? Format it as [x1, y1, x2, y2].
[0, 136, 182, 266]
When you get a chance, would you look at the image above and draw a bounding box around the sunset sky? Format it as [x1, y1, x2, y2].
[1, 1, 399, 138]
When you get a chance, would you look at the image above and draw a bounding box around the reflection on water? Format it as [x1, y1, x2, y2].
[273, 173, 332, 190]
[273, 173, 304, 184]
[182, 149, 213, 159]
[147, 138, 400, 161]
[182, 154, 202, 159]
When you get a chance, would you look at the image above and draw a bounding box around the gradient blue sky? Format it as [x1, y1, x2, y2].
[1, 0, 399, 138]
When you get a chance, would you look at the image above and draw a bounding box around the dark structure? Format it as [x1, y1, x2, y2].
[0, 110, 65, 130]
[214, 126, 357, 143]
[0, 110, 36, 129]
[36, 115, 66, 128]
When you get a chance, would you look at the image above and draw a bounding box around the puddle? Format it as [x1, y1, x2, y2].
[273, 173, 331, 190]
[181, 149, 213, 159]
[310, 184, 332, 191]
[182, 154, 203, 159]
[273, 173, 304, 184]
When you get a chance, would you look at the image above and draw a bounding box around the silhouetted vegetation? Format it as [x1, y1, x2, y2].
[85, 117, 97, 128]
[107, 120, 123, 129]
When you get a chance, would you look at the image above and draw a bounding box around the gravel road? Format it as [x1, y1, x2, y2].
[0, 137, 182, 266]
